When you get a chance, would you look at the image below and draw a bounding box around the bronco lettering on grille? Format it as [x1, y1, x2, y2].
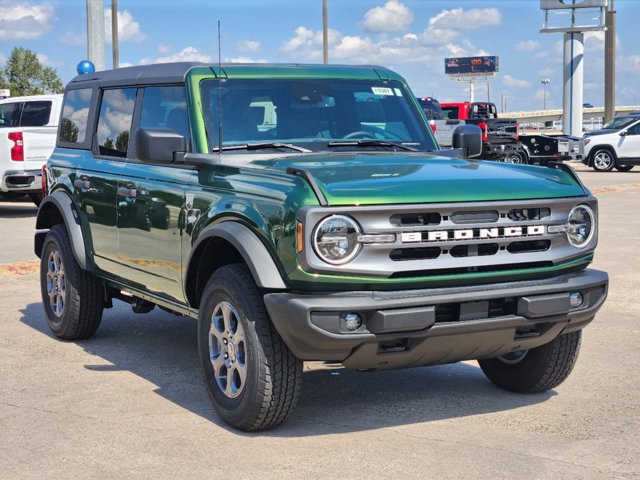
[401, 225, 545, 243]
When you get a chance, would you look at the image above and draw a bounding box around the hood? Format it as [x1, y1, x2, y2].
[253, 153, 585, 206]
[584, 128, 616, 136]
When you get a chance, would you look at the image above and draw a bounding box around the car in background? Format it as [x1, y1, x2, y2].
[0, 94, 63, 205]
[582, 115, 640, 171]
[416, 97, 464, 148]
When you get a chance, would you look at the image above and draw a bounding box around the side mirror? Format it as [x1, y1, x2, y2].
[452, 124, 483, 158]
[135, 128, 186, 164]
[619, 130, 628, 137]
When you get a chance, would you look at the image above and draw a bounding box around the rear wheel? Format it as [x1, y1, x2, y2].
[197, 264, 302, 431]
[40, 225, 104, 339]
[592, 148, 616, 172]
[478, 331, 581, 393]
[614, 164, 634, 172]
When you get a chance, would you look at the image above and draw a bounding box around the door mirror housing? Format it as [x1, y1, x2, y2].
[135, 128, 186, 164]
[619, 130, 628, 137]
[452, 124, 483, 158]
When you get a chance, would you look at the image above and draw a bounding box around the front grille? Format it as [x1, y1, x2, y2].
[301, 197, 593, 278]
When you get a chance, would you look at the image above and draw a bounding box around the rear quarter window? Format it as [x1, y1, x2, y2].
[59, 88, 93, 144]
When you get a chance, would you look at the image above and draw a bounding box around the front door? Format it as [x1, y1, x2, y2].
[114, 85, 190, 303]
[617, 122, 640, 160]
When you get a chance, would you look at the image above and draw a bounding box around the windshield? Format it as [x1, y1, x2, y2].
[602, 116, 639, 130]
[200, 78, 437, 152]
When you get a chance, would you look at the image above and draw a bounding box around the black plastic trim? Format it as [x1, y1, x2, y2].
[286, 167, 328, 207]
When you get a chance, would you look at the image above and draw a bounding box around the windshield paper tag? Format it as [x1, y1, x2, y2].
[372, 87, 394, 96]
[394, 88, 403, 97]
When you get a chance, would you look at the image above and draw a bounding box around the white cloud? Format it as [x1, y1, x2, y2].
[515, 40, 541, 53]
[61, 31, 84, 46]
[428, 8, 502, 31]
[157, 44, 171, 54]
[148, 46, 212, 64]
[105, 9, 145, 43]
[36, 53, 52, 66]
[0, 2, 54, 39]
[229, 56, 268, 63]
[238, 40, 261, 53]
[362, 0, 414, 33]
[619, 55, 640, 73]
[502, 75, 531, 89]
[538, 67, 554, 78]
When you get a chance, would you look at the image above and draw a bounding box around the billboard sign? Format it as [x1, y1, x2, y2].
[444, 56, 499, 75]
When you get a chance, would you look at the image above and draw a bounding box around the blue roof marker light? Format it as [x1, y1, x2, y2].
[77, 60, 96, 75]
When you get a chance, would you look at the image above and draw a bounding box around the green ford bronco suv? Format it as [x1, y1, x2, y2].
[35, 62, 608, 431]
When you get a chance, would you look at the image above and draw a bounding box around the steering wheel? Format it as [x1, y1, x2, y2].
[342, 130, 374, 140]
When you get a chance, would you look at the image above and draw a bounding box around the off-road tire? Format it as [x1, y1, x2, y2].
[478, 330, 581, 393]
[591, 148, 616, 172]
[197, 263, 302, 431]
[40, 224, 104, 339]
[614, 164, 634, 172]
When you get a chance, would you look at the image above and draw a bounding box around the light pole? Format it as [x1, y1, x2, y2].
[322, 0, 328, 64]
[541, 78, 550, 110]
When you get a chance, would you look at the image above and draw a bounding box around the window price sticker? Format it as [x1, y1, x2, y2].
[371, 87, 394, 96]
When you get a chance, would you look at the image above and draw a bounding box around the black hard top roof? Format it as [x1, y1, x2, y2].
[67, 62, 207, 88]
[66, 62, 397, 89]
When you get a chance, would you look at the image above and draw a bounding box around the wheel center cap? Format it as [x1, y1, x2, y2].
[227, 340, 236, 362]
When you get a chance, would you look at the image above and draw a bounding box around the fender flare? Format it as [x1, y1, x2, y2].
[35, 191, 89, 270]
[187, 221, 287, 290]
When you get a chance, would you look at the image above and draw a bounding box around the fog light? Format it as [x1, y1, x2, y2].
[569, 291, 584, 308]
[342, 313, 362, 331]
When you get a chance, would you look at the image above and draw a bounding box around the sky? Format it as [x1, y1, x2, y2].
[1, 0, 639, 112]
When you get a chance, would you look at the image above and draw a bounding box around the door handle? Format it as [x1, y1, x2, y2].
[117, 187, 137, 198]
[74, 178, 91, 190]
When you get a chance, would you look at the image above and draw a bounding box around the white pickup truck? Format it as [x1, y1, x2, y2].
[0, 94, 62, 205]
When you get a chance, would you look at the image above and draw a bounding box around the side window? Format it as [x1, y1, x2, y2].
[20, 101, 52, 127]
[60, 88, 92, 144]
[627, 123, 640, 135]
[139, 85, 190, 149]
[97, 88, 136, 157]
[0, 102, 21, 128]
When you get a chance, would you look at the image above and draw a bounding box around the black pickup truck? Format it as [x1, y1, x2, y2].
[441, 102, 581, 165]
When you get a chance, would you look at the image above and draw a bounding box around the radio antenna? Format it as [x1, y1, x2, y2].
[217, 19, 223, 157]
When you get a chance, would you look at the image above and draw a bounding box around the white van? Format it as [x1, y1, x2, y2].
[0, 94, 63, 204]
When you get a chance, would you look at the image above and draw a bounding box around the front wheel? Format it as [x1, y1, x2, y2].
[478, 331, 581, 393]
[592, 148, 616, 171]
[197, 264, 303, 431]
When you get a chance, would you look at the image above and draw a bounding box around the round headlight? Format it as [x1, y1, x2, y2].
[567, 204, 595, 248]
[313, 215, 361, 264]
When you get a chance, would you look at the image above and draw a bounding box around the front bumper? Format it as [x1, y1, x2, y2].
[1, 169, 42, 193]
[264, 269, 608, 370]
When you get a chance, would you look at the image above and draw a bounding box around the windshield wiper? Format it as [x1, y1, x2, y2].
[327, 139, 418, 152]
[212, 142, 311, 153]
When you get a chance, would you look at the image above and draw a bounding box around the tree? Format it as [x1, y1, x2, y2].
[0, 47, 64, 96]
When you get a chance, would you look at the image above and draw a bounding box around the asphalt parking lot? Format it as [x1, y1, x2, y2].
[1, 163, 638, 479]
